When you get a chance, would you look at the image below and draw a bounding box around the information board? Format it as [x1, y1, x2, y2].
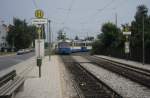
[35, 39, 45, 58]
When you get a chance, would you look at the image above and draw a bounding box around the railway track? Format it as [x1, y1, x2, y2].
[83, 55, 150, 88]
[61, 55, 122, 98]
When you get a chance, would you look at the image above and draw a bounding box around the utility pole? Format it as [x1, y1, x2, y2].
[38, 25, 41, 77]
[142, 16, 145, 65]
[48, 20, 51, 61]
[115, 13, 118, 26]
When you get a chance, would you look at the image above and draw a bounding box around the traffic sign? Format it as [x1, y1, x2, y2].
[125, 42, 130, 53]
[35, 39, 45, 58]
[123, 32, 131, 35]
[32, 18, 47, 25]
[35, 9, 44, 18]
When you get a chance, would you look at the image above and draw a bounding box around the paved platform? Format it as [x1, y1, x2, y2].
[15, 55, 77, 98]
[0, 56, 35, 77]
[95, 55, 150, 71]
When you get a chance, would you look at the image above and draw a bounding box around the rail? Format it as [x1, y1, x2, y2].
[85, 55, 150, 88]
[61, 55, 122, 98]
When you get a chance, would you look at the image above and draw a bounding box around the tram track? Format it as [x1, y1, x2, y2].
[61, 55, 122, 98]
[83, 55, 150, 88]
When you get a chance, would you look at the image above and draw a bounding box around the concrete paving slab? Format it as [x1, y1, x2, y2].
[15, 55, 77, 98]
[95, 55, 150, 71]
[16, 56, 62, 98]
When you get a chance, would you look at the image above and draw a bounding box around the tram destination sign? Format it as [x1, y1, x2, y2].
[123, 32, 131, 35]
[32, 18, 47, 25]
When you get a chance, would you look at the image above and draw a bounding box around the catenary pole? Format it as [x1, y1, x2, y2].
[48, 20, 51, 61]
[142, 16, 145, 65]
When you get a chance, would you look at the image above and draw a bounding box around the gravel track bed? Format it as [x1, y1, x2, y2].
[88, 56, 150, 88]
[72, 56, 150, 98]
[61, 55, 121, 98]
[58, 56, 79, 98]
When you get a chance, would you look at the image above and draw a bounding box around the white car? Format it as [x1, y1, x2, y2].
[17, 49, 25, 55]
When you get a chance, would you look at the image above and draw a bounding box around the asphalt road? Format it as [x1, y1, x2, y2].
[0, 52, 35, 71]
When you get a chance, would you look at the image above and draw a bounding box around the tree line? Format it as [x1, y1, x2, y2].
[7, 18, 38, 50]
[92, 5, 150, 63]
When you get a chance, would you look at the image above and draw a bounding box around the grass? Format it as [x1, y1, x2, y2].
[0, 52, 15, 56]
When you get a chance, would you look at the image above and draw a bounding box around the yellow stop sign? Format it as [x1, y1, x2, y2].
[35, 9, 44, 18]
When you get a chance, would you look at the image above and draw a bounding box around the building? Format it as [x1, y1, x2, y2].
[0, 20, 8, 51]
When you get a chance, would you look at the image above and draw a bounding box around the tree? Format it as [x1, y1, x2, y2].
[130, 5, 150, 62]
[92, 5, 150, 63]
[91, 40, 104, 54]
[7, 18, 37, 49]
[131, 5, 149, 47]
[75, 35, 79, 40]
[92, 22, 123, 55]
[57, 29, 67, 40]
[27, 25, 38, 47]
[100, 22, 122, 49]
[7, 25, 15, 48]
[121, 23, 131, 32]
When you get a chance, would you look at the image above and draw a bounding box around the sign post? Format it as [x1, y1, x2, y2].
[123, 27, 131, 60]
[32, 9, 47, 78]
[35, 26, 43, 78]
[35, 9, 44, 19]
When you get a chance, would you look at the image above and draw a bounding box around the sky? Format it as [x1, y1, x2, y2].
[0, 0, 150, 41]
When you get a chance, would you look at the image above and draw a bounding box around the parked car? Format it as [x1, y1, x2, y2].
[17, 49, 24, 55]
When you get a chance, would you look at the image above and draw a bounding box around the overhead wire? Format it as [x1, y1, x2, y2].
[76, 0, 120, 35]
[58, 0, 116, 35]
[32, 0, 38, 9]
[62, 0, 75, 26]
[91, 0, 130, 29]
[80, 0, 116, 24]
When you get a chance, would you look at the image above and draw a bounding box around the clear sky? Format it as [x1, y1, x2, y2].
[0, 0, 150, 40]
